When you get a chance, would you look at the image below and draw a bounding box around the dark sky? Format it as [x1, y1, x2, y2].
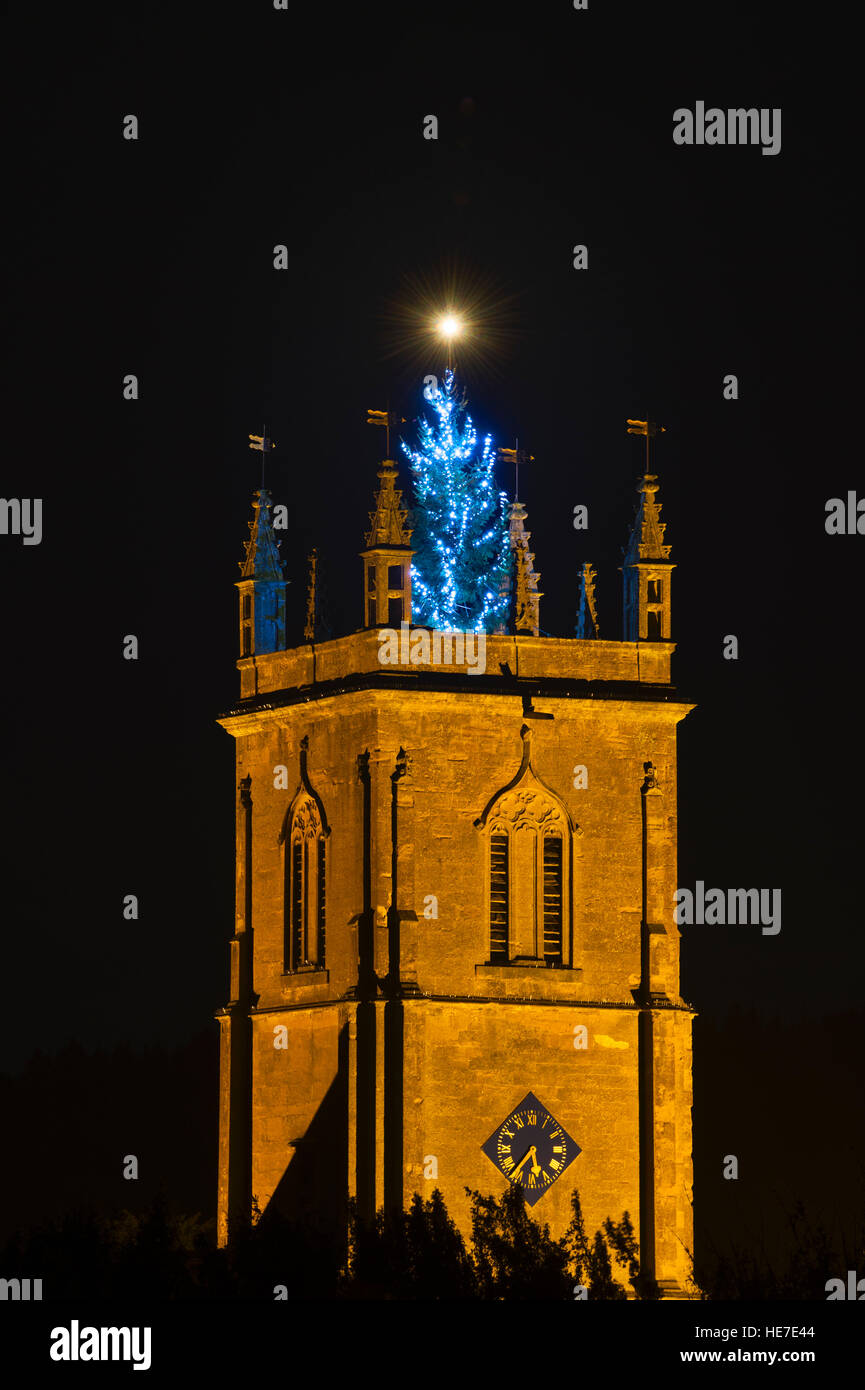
[1, 0, 861, 1079]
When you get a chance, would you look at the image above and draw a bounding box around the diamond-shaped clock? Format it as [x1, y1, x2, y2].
[481, 1091, 581, 1206]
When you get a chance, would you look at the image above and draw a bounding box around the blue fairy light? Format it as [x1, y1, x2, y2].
[400, 369, 510, 633]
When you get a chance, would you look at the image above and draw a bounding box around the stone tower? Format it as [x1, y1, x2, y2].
[215, 456, 695, 1296]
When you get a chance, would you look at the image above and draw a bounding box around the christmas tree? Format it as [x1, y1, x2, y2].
[400, 369, 511, 631]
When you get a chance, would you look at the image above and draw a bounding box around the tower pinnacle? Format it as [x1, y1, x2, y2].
[575, 561, 600, 639]
[239, 488, 284, 581]
[360, 460, 414, 629]
[364, 461, 413, 549]
[496, 500, 542, 636]
[236, 488, 287, 657]
[622, 474, 674, 641]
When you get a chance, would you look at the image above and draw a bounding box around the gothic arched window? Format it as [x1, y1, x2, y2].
[482, 784, 572, 967]
[283, 795, 327, 971]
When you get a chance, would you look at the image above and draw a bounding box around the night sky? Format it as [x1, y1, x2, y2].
[1, 0, 861, 1260]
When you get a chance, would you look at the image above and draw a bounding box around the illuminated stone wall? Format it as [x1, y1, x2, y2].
[217, 638, 695, 1293]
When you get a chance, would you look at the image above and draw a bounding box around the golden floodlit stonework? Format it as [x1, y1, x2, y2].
[215, 462, 695, 1297]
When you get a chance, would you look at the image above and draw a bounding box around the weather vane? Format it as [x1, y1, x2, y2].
[626, 418, 666, 473]
[498, 438, 535, 502]
[248, 426, 276, 489]
[366, 405, 405, 458]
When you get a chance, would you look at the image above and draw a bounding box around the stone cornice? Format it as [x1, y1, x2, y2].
[217, 673, 695, 735]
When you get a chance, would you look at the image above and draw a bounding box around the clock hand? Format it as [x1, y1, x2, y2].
[510, 1148, 534, 1179]
[511, 1145, 539, 1179]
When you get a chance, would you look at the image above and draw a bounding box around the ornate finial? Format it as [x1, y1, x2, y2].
[496, 500, 542, 636]
[511, 502, 542, 635]
[624, 474, 672, 563]
[575, 561, 599, 639]
[238, 488, 285, 580]
[365, 460, 413, 548]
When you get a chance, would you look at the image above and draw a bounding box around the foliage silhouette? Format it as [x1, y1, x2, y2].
[3, 1180, 861, 1300]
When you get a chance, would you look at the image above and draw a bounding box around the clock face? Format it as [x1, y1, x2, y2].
[481, 1091, 581, 1207]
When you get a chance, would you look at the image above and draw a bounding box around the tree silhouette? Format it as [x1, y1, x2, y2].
[4, 1181, 860, 1298]
[467, 1185, 572, 1299]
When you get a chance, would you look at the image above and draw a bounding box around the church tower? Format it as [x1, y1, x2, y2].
[216, 438, 695, 1296]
